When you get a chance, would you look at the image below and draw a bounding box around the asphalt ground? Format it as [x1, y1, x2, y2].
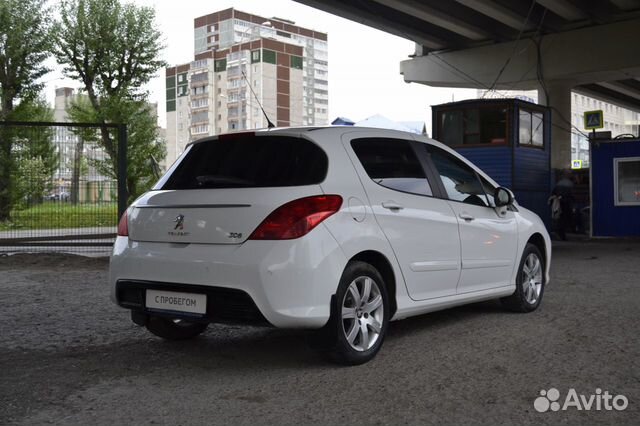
[0, 239, 638, 425]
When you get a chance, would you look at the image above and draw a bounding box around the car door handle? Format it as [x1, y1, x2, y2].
[382, 202, 404, 210]
[459, 212, 475, 221]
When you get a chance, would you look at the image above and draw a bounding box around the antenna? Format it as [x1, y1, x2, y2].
[241, 70, 275, 129]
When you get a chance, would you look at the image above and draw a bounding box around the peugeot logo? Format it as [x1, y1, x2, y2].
[173, 214, 185, 230]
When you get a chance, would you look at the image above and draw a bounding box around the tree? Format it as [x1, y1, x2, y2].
[11, 98, 59, 208]
[66, 96, 165, 202]
[0, 0, 52, 221]
[54, 0, 166, 202]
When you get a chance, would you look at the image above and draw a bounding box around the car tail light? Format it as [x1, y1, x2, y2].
[117, 210, 129, 237]
[249, 195, 343, 240]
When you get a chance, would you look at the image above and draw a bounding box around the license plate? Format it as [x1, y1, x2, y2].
[145, 290, 207, 315]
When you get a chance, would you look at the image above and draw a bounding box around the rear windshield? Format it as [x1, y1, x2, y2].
[160, 135, 328, 189]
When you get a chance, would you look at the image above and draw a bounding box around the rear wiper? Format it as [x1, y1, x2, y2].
[195, 175, 254, 187]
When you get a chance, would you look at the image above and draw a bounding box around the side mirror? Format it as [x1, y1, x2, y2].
[494, 187, 513, 207]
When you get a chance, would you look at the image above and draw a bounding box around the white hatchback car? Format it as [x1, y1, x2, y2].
[110, 127, 551, 364]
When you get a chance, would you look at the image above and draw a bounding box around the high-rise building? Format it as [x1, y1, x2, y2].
[165, 8, 328, 165]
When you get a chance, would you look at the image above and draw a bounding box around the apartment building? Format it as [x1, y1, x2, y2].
[165, 8, 328, 165]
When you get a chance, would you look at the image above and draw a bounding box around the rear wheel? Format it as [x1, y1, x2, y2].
[315, 261, 389, 365]
[146, 316, 208, 340]
[501, 243, 545, 312]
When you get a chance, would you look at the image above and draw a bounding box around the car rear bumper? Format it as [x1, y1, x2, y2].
[109, 225, 347, 328]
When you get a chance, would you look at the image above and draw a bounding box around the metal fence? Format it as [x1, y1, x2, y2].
[0, 121, 127, 254]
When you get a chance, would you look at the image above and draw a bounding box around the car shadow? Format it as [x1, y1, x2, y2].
[385, 299, 506, 341]
[134, 299, 508, 369]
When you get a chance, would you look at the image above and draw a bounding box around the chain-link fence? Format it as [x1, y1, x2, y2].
[0, 122, 127, 254]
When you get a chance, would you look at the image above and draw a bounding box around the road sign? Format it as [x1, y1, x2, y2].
[571, 159, 583, 169]
[584, 110, 603, 130]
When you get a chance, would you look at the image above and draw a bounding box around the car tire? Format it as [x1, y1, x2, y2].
[145, 316, 208, 340]
[501, 243, 545, 313]
[314, 261, 390, 365]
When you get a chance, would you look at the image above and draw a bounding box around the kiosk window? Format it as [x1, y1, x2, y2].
[615, 157, 640, 206]
[519, 110, 544, 147]
[439, 107, 507, 146]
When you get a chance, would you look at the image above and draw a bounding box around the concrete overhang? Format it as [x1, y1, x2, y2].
[400, 17, 640, 90]
[294, 0, 640, 111]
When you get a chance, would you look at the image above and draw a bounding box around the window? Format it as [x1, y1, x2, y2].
[191, 124, 209, 135]
[351, 138, 432, 196]
[159, 136, 328, 190]
[614, 157, 640, 206]
[519, 109, 544, 147]
[438, 107, 507, 146]
[429, 147, 490, 207]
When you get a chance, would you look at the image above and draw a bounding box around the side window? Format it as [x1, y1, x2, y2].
[428, 147, 490, 207]
[351, 138, 432, 196]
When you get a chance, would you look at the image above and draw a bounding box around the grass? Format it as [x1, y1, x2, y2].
[0, 202, 118, 231]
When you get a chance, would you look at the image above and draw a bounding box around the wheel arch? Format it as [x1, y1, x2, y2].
[349, 250, 397, 317]
[527, 233, 547, 268]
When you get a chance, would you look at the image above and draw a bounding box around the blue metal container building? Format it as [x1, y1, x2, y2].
[431, 99, 552, 227]
[591, 138, 640, 237]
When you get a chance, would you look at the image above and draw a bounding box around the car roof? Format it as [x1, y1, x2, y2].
[189, 125, 428, 145]
[185, 126, 502, 191]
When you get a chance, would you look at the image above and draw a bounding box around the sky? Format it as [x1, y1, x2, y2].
[45, 0, 477, 134]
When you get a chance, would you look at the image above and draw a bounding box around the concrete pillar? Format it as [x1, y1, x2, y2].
[539, 81, 574, 170]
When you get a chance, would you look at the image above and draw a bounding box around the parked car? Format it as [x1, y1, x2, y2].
[110, 127, 551, 365]
[45, 191, 70, 201]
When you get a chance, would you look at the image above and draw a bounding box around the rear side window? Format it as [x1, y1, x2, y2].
[351, 138, 432, 196]
[161, 135, 328, 189]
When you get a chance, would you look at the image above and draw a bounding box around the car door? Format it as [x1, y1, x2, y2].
[344, 133, 461, 301]
[425, 145, 518, 294]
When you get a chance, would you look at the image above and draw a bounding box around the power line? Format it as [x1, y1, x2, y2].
[483, 0, 537, 98]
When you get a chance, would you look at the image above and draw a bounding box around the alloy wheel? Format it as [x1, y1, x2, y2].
[341, 276, 384, 351]
[522, 253, 543, 304]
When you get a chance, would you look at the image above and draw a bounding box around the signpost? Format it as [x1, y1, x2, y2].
[584, 110, 604, 130]
[583, 110, 603, 239]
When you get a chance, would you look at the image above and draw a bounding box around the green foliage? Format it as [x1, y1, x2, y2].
[66, 97, 166, 202]
[11, 98, 59, 179]
[54, 0, 167, 202]
[55, 0, 165, 102]
[11, 157, 50, 209]
[0, 201, 117, 230]
[0, 0, 53, 221]
[6, 98, 59, 210]
[0, 0, 52, 113]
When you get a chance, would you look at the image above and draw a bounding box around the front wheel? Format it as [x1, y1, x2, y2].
[501, 243, 545, 312]
[145, 316, 208, 340]
[315, 261, 389, 365]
